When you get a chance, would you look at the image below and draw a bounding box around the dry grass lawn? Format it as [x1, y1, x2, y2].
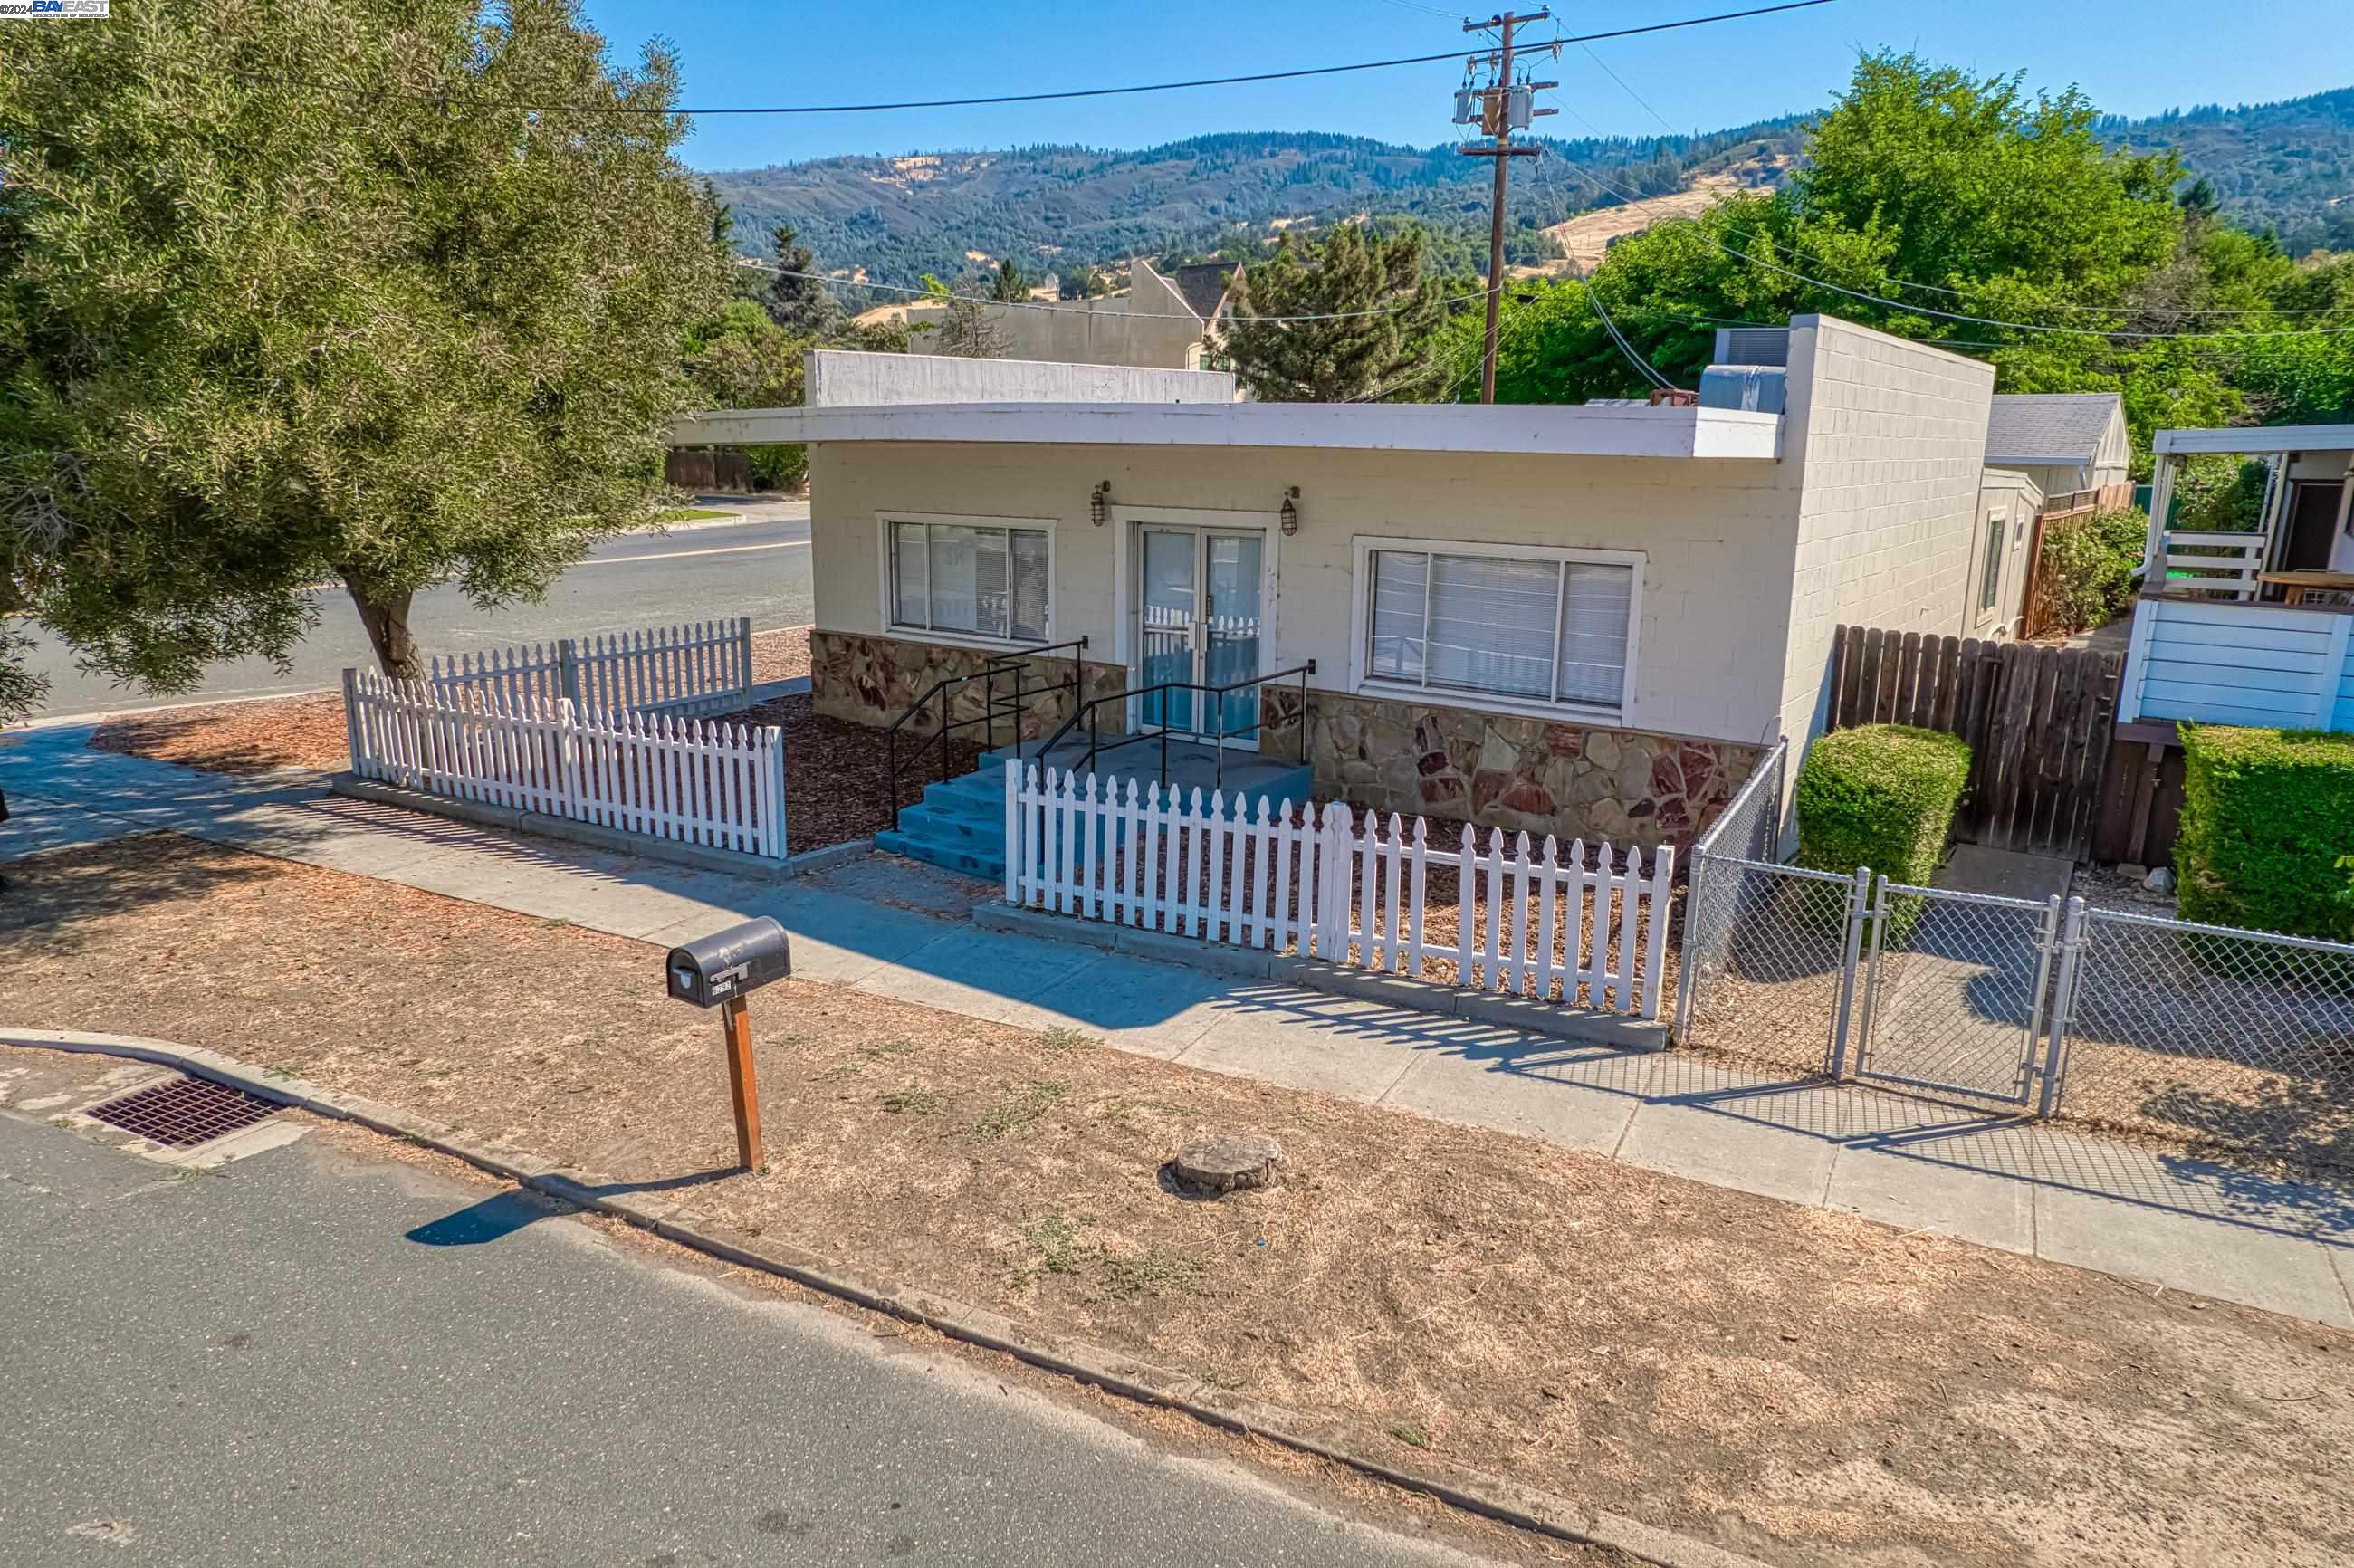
[4, 834, 2350, 1568]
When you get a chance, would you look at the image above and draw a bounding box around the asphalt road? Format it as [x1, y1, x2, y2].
[0, 1114, 1524, 1568]
[14, 499, 814, 720]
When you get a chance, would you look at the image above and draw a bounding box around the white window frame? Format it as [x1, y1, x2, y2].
[1346, 535, 1644, 724]
[876, 511, 1058, 652]
[1974, 506, 2006, 628]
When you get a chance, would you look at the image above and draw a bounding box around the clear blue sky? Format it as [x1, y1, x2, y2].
[577, 0, 2351, 171]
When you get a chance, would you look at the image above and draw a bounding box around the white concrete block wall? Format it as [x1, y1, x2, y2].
[1775, 317, 1997, 744]
[805, 349, 1233, 407]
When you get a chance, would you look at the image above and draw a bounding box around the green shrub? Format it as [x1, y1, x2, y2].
[1795, 725, 1973, 885]
[2034, 506, 2148, 634]
[2176, 726, 2354, 941]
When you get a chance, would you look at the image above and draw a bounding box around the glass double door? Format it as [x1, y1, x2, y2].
[1135, 525, 1265, 742]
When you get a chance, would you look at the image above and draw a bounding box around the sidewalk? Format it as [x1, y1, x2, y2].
[7, 722, 2351, 1329]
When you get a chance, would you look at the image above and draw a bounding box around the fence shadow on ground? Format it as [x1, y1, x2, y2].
[1201, 981, 2354, 1242]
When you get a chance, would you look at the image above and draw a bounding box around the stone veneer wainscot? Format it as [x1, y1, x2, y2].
[1306, 691, 1762, 851]
[811, 628, 1127, 740]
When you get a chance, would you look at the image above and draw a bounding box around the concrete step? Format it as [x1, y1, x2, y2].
[895, 801, 1001, 847]
[876, 827, 1003, 882]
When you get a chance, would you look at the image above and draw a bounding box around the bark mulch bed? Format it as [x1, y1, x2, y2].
[748, 624, 811, 685]
[5, 833, 2349, 1568]
[712, 690, 981, 856]
[90, 692, 355, 776]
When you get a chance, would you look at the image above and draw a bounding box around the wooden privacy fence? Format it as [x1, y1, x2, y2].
[347, 671, 787, 860]
[426, 617, 754, 719]
[1827, 626, 2122, 858]
[1005, 761, 1676, 1018]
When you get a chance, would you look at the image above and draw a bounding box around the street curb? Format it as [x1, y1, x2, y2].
[971, 899, 1672, 1051]
[1, 1026, 1772, 1568]
[327, 773, 870, 883]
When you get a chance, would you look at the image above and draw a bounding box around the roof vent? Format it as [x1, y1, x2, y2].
[1713, 326, 1790, 368]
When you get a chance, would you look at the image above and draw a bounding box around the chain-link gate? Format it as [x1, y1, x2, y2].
[1842, 884, 2061, 1107]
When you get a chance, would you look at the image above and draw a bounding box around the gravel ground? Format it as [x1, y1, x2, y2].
[5, 833, 2349, 1568]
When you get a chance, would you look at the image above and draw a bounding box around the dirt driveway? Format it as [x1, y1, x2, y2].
[3, 833, 2349, 1568]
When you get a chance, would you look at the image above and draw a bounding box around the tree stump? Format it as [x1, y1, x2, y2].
[1169, 1133, 1283, 1193]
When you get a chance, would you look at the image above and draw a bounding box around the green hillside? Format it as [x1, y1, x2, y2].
[705, 86, 2353, 295]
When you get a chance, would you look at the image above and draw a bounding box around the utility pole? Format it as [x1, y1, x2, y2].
[1458, 10, 1554, 403]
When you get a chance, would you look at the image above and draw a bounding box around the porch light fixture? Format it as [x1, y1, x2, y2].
[1090, 480, 1111, 527]
[1279, 486, 1300, 535]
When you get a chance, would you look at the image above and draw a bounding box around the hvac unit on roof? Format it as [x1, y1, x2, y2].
[1712, 326, 1790, 368]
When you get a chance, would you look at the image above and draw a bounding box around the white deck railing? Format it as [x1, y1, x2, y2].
[347, 672, 788, 859]
[1005, 761, 1675, 1018]
[2154, 531, 2268, 601]
[2118, 596, 2354, 731]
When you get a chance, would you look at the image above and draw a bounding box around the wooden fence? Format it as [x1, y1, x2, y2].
[426, 618, 754, 719]
[1005, 762, 1676, 1017]
[665, 448, 755, 493]
[1826, 625, 2122, 859]
[348, 672, 788, 860]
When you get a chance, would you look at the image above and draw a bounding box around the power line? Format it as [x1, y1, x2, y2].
[1577, 43, 1680, 138]
[226, 2, 1841, 116]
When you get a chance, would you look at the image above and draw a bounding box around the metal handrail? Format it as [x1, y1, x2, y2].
[1033, 661, 1316, 796]
[882, 636, 1088, 829]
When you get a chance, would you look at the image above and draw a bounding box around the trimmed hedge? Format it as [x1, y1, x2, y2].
[2177, 725, 2354, 942]
[1795, 725, 1973, 885]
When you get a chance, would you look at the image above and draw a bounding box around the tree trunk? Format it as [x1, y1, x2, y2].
[343, 577, 423, 681]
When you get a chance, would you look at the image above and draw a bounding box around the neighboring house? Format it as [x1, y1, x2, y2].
[678, 312, 1996, 866]
[1983, 392, 2133, 505]
[2117, 423, 2354, 733]
[899, 259, 1238, 372]
[1972, 467, 2046, 639]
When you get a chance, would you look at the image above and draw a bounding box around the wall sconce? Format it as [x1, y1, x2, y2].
[1089, 480, 1111, 527]
[1279, 486, 1300, 535]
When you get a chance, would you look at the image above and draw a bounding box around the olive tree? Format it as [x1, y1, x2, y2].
[0, 0, 732, 685]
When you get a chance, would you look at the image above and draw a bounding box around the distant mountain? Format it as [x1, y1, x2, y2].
[704, 87, 2354, 296]
[2104, 87, 2354, 254]
[707, 123, 1806, 295]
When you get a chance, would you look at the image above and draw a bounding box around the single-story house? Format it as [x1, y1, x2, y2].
[1983, 391, 2133, 505]
[676, 313, 1999, 861]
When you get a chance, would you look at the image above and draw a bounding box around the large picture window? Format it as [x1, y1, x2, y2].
[1358, 540, 1638, 716]
[887, 517, 1050, 643]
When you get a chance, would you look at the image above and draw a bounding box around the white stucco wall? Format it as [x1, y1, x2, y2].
[1774, 316, 1998, 745]
[807, 440, 1804, 746]
[805, 349, 1234, 407]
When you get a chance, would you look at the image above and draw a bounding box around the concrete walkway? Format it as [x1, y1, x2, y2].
[7, 722, 2352, 1331]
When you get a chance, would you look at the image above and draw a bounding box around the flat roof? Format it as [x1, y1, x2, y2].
[2154, 423, 2354, 455]
[668, 400, 1785, 462]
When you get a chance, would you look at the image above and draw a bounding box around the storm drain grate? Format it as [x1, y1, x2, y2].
[84, 1076, 278, 1148]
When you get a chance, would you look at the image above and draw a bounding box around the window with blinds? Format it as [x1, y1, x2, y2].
[1363, 543, 1637, 714]
[887, 519, 1051, 643]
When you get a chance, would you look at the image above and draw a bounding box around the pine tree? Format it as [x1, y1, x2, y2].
[1219, 225, 1448, 401]
[765, 223, 843, 337]
[993, 259, 1029, 302]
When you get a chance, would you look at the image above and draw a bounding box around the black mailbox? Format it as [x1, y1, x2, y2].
[665, 918, 793, 1009]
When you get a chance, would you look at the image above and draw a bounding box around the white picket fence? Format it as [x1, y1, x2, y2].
[426, 617, 754, 718]
[348, 670, 787, 859]
[1004, 761, 1675, 1017]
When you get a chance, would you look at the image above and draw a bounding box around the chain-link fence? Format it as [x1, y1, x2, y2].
[1674, 732, 2354, 1176]
[1674, 741, 1871, 1076]
[2051, 908, 2354, 1173]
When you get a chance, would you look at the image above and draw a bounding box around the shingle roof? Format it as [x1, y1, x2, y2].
[1985, 392, 2121, 464]
[1168, 261, 1239, 321]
